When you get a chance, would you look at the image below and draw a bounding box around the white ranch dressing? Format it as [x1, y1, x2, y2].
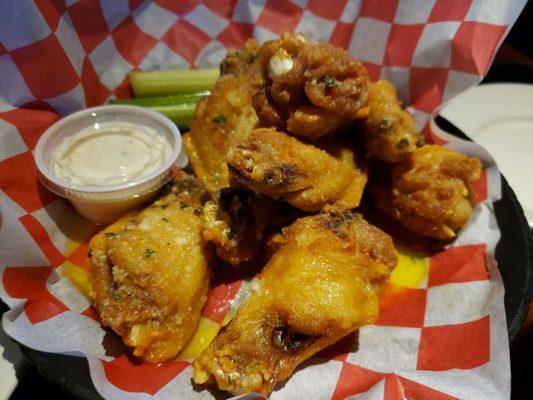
[52, 121, 172, 186]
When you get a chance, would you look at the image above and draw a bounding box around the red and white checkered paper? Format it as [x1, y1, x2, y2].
[0, 1, 526, 399]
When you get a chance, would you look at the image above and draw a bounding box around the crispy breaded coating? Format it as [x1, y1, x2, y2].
[227, 128, 367, 212]
[253, 33, 369, 140]
[193, 207, 397, 396]
[371, 145, 483, 239]
[202, 188, 279, 265]
[183, 40, 263, 193]
[89, 172, 212, 363]
[220, 39, 260, 76]
[286, 105, 346, 139]
[360, 80, 424, 162]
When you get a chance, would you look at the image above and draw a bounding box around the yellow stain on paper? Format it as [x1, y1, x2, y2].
[65, 235, 85, 257]
[389, 249, 429, 289]
[60, 260, 93, 299]
[176, 317, 220, 361]
[61, 217, 99, 257]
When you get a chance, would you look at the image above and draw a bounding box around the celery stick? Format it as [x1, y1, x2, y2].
[109, 95, 203, 128]
[130, 69, 219, 97]
[151, 103, 196, 125]
[132, 102, 196, 128]
[109, 91, 209, 107]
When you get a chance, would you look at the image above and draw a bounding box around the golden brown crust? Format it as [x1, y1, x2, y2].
[286, 105, 346, 140]
[220, 39, 260, 76]
[202, 189, 280, 265]
[253, 33, 369, 140]
[360, 80, 424, 162]
[227, 128, 367, 212]
[193, 207, 396, 396]
[89, 172, 212, 363]
[302, 44, 368, 116]
[371, 145, 483, 239]
[183, 40, 263, 193]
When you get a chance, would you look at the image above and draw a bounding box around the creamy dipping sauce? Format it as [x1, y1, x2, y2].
[52, 121, 172, 186]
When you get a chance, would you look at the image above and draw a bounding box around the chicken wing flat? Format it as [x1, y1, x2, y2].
[371, 145, 482, 239]
[359, 80, 424, 162]
[253, 33, 369, 140]
[193, 207, 397, 396]
[227, 128, 367, 212]
[89, 172, 212, 363]
[183, 40, 262, 193]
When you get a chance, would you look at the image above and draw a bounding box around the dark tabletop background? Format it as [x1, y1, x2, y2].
[4, 2, 533, 399]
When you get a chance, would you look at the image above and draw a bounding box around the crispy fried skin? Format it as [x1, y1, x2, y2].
[183, 40, 263, 193]
[286, 105, 346, 139]
[193, 207, 397, 396]
[227, 128, 367, 212]
[89, 172, 212, 363]
[220, 39, 260, 76]
[254, 33, 369, 140]
[360, 80, 424, 162]
[371, 145, 483, 239]
[202, 188, 278, 265]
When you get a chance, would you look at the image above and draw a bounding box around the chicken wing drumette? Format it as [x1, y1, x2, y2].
[371, 144, 482, 239]
[253, 33, 369, 140]
[193, 207, 397, 396]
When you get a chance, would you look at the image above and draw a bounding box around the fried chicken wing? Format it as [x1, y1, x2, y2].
[183, 40, 263, 193]
[286, 105, 347, 139]
[371, 145, 483, 239]
[360, 80, 424, 162]
[193, 207, 397, 396]
[220, 39, 260, 76]
[89, 172, 212, 363]
[227, 128, 367, 212]
[202, 188, 280, 265]
[253, 33, 369, 140]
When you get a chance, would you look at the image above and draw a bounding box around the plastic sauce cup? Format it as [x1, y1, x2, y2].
[35, 105, 187, 224]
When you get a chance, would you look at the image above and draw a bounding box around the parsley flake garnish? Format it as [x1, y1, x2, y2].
[322, 76, 338, 88]
[180, 203, 189, 209]
[161, 217, 169, 222]
[248, 52, 257, 63]
[112, 293, 121, 301]
[213, 115, 227, 124]
[105, 232, 115, 238]
[144, 248, 156, 258]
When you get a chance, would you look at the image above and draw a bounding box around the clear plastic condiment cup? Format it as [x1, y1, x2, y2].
[34, 105, 187, 224]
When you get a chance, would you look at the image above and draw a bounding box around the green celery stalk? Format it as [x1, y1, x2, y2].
[109, 93, 212, 128]
[150, 103, 196, 128]
[109, 91, 210, 107]
[130, 69, 219, 97]
[109, 100, 196, 128]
